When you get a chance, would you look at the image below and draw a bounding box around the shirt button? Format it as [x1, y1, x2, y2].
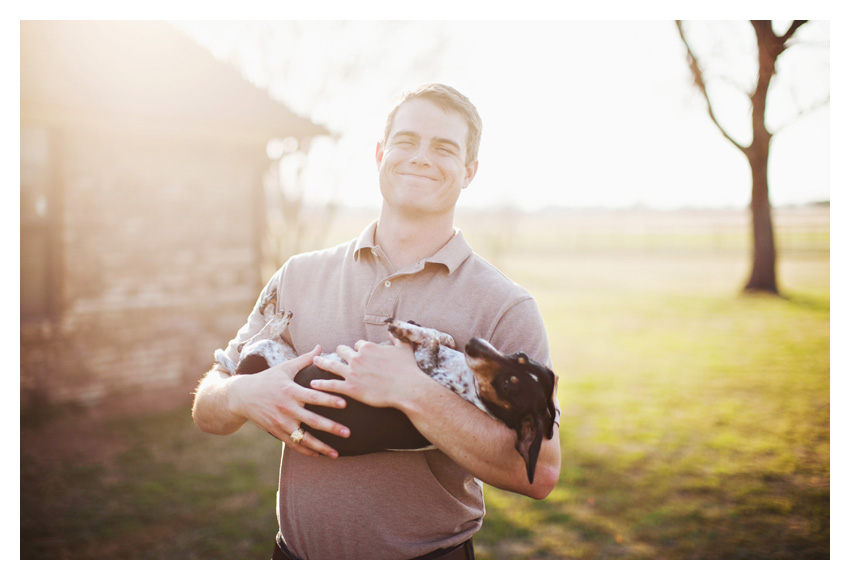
[384, 280, 392, 288]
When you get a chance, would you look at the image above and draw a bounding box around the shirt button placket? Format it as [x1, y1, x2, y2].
[363, 245, 405, 340]
[364, 276, 402, 340]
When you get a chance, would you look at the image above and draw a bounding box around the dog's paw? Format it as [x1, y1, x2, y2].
[214, 349, 237, 376]
[385, 318, 456, 349]
[259, 286, 278, 318]
[385, 318, 422, 345]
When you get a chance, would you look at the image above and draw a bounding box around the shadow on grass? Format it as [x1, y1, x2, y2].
[21, 404, 282, 559]
[21, 389, 829, 559]
[476, 438, 829, 559]
[782, 292, 830, 313]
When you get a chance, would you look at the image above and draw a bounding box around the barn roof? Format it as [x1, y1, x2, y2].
[20, 20, 329, 144]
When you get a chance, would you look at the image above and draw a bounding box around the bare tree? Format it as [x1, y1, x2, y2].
[675, 20, 827, 295]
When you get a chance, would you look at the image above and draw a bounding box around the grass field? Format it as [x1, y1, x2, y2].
[473, 253, 830, 559]
[20, 208, 830, 559]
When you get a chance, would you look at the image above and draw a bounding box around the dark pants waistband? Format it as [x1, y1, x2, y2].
[272, 531, 475, 560]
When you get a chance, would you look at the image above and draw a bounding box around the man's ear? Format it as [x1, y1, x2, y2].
[463, 159, 479, 189]
[376, 141, 385, 168]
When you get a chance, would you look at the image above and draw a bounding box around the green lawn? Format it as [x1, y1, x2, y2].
[20, 236, 829, 559]
[471, 249, 829, 559]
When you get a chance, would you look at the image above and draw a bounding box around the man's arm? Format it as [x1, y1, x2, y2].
[399, 359, 561, 499]
[192, 347, 353, 459]
[311, 339, 561, 499]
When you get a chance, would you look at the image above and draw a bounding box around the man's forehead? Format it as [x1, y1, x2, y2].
[390, 99, 469, 144]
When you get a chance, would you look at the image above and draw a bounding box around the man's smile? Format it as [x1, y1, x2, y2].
[398, 171, 439, 182]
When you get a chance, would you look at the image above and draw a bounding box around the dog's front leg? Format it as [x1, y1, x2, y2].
[237, 310, 294, 353]
[384, 318, 449, 373]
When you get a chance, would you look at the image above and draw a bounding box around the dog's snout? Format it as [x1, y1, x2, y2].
[465, 337, 500, 359]
[465, 337, 484, 356]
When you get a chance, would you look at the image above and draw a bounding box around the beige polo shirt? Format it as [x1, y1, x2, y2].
[217, 220, 555, 559]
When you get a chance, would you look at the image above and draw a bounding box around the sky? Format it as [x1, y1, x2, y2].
[174, 19, 831, 212]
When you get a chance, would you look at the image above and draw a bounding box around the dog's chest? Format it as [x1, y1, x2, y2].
[415, 347, 484, 412]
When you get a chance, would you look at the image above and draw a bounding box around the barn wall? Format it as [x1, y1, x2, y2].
[21, 126, 267, 405]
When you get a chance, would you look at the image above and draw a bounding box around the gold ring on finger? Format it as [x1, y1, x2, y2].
[289, 427, 306, 445]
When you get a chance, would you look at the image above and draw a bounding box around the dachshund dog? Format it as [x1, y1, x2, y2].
[214, 307, 556, 483]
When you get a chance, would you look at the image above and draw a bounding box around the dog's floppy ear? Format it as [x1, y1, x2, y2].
[515, 414, 545, 484]
[545, 369, 557, 438]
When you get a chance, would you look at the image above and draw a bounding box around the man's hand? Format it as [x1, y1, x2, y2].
[193, 346, 352, 459]
[310, 337, 424, 409]
[310, 335, 561, 499]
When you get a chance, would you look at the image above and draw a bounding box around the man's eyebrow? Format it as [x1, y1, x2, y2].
[391, 130, 419, 141]
[432, 137, 461, 150]
[391, 131, 461, 151]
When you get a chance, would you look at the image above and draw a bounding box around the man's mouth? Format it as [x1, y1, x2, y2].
[398, 172, 437, 181]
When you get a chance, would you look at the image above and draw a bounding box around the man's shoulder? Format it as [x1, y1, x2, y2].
[461, 252, 532, 298]
[283, 237, 358, 271]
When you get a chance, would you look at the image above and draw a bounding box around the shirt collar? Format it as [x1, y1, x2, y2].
[354, 220, 473, 275]
[353, 220, 379, 256]
[425, 229, 473, 274]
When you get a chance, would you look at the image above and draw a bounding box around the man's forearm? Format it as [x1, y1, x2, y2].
[309, 340, 561, 498]
[399, 374, 561, 500]
[192, 369, 250, 435]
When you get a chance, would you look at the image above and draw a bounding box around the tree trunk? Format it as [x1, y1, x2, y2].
[744, 146, 779, 294]
[743, 20, 784, 295]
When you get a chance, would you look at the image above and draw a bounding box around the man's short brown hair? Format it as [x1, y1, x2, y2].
[382, 83, 482, 167]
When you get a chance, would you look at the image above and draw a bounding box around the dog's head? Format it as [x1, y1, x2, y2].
[464, 338, 557, 484]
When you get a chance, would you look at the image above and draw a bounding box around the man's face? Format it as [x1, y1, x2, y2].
[376, 98, 478, 217]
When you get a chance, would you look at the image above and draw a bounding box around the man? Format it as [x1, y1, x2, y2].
[192, 83, 561, 559]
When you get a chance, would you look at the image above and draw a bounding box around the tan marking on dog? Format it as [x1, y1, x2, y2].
[478, 380, 512, 411]
[468, 358, 512, 411]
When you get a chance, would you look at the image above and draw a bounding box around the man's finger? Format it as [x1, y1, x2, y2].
[298, 431, 341, 458]
[298, 407, 351, 440]
[315, 352, 349, 376]
[284, 345, 322, 373]
[390, 336, 414, 352]
[310, 377, 350, 396]
[296, 384, 347, 409]
[273, 424, 342, 459]
[335, 344, 356, 362]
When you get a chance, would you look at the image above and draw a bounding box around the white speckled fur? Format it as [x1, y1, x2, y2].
[216, 312, 489, 416]
[214, 310, 297, 375]
[400, 325, 489, 414]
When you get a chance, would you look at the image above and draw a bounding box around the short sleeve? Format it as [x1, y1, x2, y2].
[213, 268, 284, 375]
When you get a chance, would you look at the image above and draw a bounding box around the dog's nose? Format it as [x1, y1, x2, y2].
[465, 337, 497, 358]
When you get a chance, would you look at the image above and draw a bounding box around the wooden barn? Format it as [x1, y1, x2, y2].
[20, 20, 328, 405]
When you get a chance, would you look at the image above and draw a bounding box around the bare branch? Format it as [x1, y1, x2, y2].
[711, 73, 755, 102]
[771, 95, 830, 135]
[780, 20, 808, 45]
[675, 20, 747, 152]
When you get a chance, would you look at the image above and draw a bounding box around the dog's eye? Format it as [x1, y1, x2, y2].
[509, 376, 519, 385]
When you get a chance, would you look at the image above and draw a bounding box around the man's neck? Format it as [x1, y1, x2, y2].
[374, 206, 456, 271]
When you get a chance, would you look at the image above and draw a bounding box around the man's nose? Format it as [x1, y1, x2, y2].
[409, 145, 432, 166]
